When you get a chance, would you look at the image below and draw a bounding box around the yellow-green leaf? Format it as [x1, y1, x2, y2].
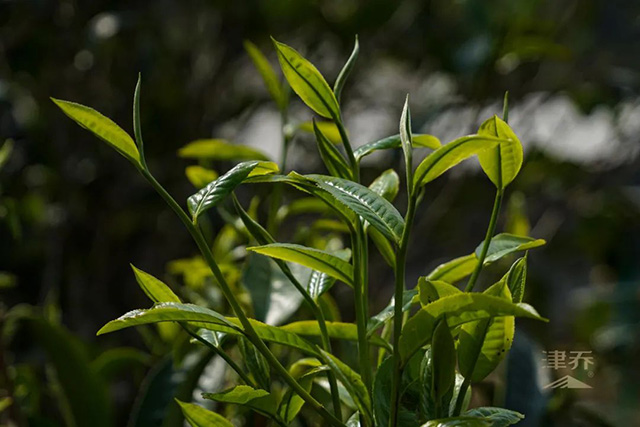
[176, 400, 233, 427]
[244, 40, 287, 110]
[185, 166, 218, 189]
[178, 139, 269, 161]
[131, 265, 181, 304]
[51, 98, 140, 166]
[477, 115, 523, 189]
[298, 121, 343, 145]
[272, 38, 340, 119]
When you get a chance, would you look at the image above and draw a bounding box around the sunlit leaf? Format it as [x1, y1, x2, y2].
[247, 243, 354, 286]
[334, 35, 359, 102]
[505, 256, 527, 303]
[280, 321, 391, 350]
[244, 40, 287, 110]
[478, 233, 545, 263]
[272, 38, 340, 119]
[203, 385, 278, 418]
[307, 174, 405, 243]
[366, 289, 417, 336]
[238, 337, 271, 390]
[354, 134, 441, 161]
[306, 248, 352, 299]
[400, 95, 413, 178]
[178, 139, 269, 161]
[176, 400, 233, 427]
[0, 139, 14, 171]
[414, 135, 505, 188]
[369, 169, 400, 202]
[131, 265, 181, 304]
[477, 115, 523, 189]
[417, 278, 462, 306]
[185, 166, 218, 189]
[298, 121, 343, 145]
[187, 161, 278, 221]
[51, 98, 141, 166]
[399, 293, 546, 363]
[426, 255, 478, 284]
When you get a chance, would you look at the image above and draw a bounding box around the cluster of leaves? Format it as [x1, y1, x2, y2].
[50, 36, 547, 427]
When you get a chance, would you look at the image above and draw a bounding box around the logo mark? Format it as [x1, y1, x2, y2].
[543, 375, 592, 389]
[541, 350, 595, 389]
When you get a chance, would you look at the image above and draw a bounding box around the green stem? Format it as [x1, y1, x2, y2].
[453, 320, 491, 415]
[352, 222, 372, 399]
[267, 109, 292, 234]
[464, 189, 503, 293]
[389, 194, 418, 427]
[334, 115, 358, 182]
[139, 168, 344, 427]
[180, 323, 255, 388]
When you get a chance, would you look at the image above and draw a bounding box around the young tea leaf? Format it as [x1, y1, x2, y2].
[333, 35, 359, 102]
[272, 38, 340, 119]
[247, 243, 354, 286]
[51, 98, 141, 167]
[176, 400, 233, 427]
[431, 319, 456, 402]
[307, 174, 405, 243]
[131, 265, 181, 304]
[281, 320, 391, 350]
[313, 120, 352, 179]
[426, 255, 478, 284]
[244, 40, 287, 111]
[185, 166, 219, 189]
[187, 161, 278, 221]
[178, 139, 269, 161]
[417, 278, 462, 306]
[369, 169, 400, 202]
[464, 407, 525, 426]
[400, 95, 413, 182]
[298, 120, 343, 144]
[505, 256, 527, 303]
[203, 385, 278, 418]
[478, 233, 545, 263]
[354, 134, 441, 162]
[477, 115, 523, 189]
[413, 135, 505, 189]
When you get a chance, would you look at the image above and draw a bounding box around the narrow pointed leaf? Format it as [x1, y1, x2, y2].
[51, 98, 141, 166]
[176, 400, 233, 427]
[131, 265, 181, 304]
[400, 95, 413, 179]
[247, 243, 353, 286]
[354, 134, 441, 161]
[225, 318, 321, 356]
[414, 135, 505, 188]
[133, 74, 144, 151]
[417, 278, 462, 306]
[0, 139, 13, 171]
[238, 337, 271, 390]
[369, 169, 400, 202]
[298, 121, 343, 144]
[185, 166, 218, 189]
[178, 139, 269, 161]
[505, 256, 527, 303]
[281, 321, 391, 350]
[307, 174, 405, 243]
[305, 248, 351, 299]
[244, 40, 286, 110]
[366, 289, 417, 336]
[273, 38, 340, 119]
[320, 349, 372, 424]
[431, 319, 456, 401]
[426, 255, 478, 283]
[333, 35, 359, 101]
[477, 115, 523, 189]
[399, 293, 546, 363]
[458, 282, 515, 382]
[97, 303, 238, 335]
[313, 120, 352, 179]
[187, 161, 278, 220]
[203, 385, 278, 418]
[478, 233, 545, 263]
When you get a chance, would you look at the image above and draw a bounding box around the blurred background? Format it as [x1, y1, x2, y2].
[1, 0, 639, 425]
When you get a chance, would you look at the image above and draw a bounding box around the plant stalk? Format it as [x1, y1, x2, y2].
[139, 168, 344, 427]
[464, 189, 503, 293]
[389, 193, 418, 427]
[352, 222, 372, 398]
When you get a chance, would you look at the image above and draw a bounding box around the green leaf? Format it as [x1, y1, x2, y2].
[0, 139, 14, 171]
[368, 226, 395, 266]
[298, 121, 343, 144]
[423, 417, 491, 426]
[505, 256, 527, 303]
[369, 169, 400, 202]
[281, 321, 391, 350]
[26, 316, 113, 427]
[366, 289, 417, 336]
[187, 161, 278, 220]
[178, 139, 269, 161]
[133, 73, 144, 151]
[458, 282, 515, 382]
[91, 347, 149, 381]
[464, 407, 525, 426]
[51, 98, 141, 166]
[399, 293, 546, 363]
[417, 278, 462, 306]
[373, 357, 420, 427]
[97, 303, 238, 335]
[272, 38, 340, 119]
[478, 233, 545, 263]
[238, 337, 271, 390]
[226, 318, 321, 356]
[431, 319, 456, 401]
[414, 135, 504, 189]
[185, 166, 218, 189]
[334, 35, 359, 102]
[247, 243, 354, 286]
[354, 134, 441, 161]
[320, 349, 372, 424]
[313, 120, 352, 179]
[307, 174, 405, 243]
[244, 40, 287, 110]
[305, 248, 351, 299]
[477, 115, 523, 189]
[0, 397, 12, 414]
[400, 95, 413, 180]
[203, 385, 278, 418]
[176, 400, 233, 427]
[131, 265, 181, 304]
[426, 255, 478, 284]
[279, 360, 326, 423]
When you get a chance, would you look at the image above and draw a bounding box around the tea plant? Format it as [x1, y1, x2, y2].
[52, 37, 547, 427]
